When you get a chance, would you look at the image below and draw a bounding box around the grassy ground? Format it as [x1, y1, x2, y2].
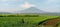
[0, 14, 59, 27]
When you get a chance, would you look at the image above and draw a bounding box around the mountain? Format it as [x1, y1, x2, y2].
[16, 7, 45, 13]
[0, 12, 11, 14]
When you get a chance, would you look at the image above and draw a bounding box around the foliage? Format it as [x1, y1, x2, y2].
[0, 14, 59, 27]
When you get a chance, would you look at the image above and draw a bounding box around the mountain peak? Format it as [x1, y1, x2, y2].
[29, 7, 37, 8]
[17, 7, 45, 13]
[28, 7, 38, 9]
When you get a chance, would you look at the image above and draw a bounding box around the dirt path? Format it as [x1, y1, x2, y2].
[37, 17, 60, 27]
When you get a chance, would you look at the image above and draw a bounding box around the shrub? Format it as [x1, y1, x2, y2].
[0, 15, 4, 17]
[24, 15, 39, 17]
[7, 15, 17, 17]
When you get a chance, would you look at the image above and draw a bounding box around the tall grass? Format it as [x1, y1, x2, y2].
[0, 14, 59, 27]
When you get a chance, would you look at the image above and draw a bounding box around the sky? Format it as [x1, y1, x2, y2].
[0, 0, 60, 12]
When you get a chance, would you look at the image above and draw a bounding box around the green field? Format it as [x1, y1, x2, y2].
[0, 14, 59, 27]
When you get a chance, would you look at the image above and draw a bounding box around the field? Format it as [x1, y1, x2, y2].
[0, 14, 60, 27]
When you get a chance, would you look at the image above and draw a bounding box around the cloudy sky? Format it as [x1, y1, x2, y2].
[0, 0, 60, 12]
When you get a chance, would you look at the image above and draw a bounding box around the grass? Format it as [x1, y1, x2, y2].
[0, 14, 59, 27]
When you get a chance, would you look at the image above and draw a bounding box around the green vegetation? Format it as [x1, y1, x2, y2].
[0, 14, 59, 27]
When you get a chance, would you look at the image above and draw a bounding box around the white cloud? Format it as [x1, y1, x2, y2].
[41, 7, 60, 12]
[0, 0, 19, 7]
[43, 0, 60, 13]
[3, 3, 8, 6]
[45, 0, 60, 4]
[0, 8, 19, 13]
[47, 0, 60, 2]
[1, 0, 8, 2]
[48, 0, 56, 2]
[1, 0, 19, 2]
[0, 0, 20, 12]
[20, 2, 36, 9]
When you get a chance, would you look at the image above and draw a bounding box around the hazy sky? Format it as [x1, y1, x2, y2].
[0, 0, 60, 12]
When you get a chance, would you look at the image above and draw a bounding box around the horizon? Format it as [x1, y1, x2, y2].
[0, 0, 60, 13]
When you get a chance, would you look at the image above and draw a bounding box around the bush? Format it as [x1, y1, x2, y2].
[0, 15, 4, 17]
[25, 15, 39, 17]
[7, 15, 17, 17]
[0, 14, 39, 17]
